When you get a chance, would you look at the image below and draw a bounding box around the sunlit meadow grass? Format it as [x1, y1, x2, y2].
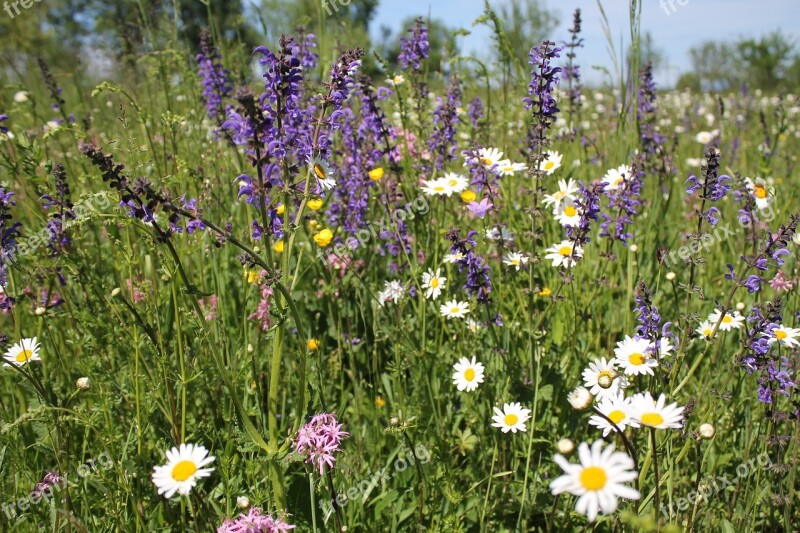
[0, 3, 798, 532]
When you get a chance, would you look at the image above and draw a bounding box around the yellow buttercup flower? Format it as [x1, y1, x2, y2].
[307, 338, 320, 350]
[369, 167, 384, 181]
[538, 287, 552, 297]
[244, 268, 262, 284]
[308, 198, 324, 211]
[313, 229, 333, 247]
[276, 204, 285, 215]
[375, 395, 386, 408]
[273, 240, 285, 253]
[461, 190, 477, 203]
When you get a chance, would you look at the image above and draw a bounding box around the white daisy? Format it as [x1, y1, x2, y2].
[3, 337, 42, 367]
[549, 439, 640, 522]
[152, 443, 215, 498]
[767, 324, 800, 348]
[452, 356, 485, 392]
[420, 177, 453, 196]
[708, 308, 745, 331]
[308, 156, 336, 190]
[543, 178, 580, 209]
[440, 299, 470, 319]
[466, 318, 481, 333]
[544, 240, 583, 269]
[743, 177, 773, 210]
[441, 172, 469, 194]
[695, 320, 716, 339]
[694, 130, 715, 144]
[568, 386, 594, 410]
[649, 337, 674, 358]
[377, 280, 405, 307]
[554, 198, 582, 227]
[581, 357, 629, 402]
[491, 402, 531, 433]
[589, 394, 639, 437]
[613, 336, 658, 376]
[497, 160, 528, 176]
[443, 252, 464, 264]
[602, 164, 632, 192]
[503, 252, 529, 271]
[386, 75, 405, 86]
[539, 151, 563, 175]
[421, 268, 446, 300]
[473, 147, 504, 169]
[630, 392, 684, 430]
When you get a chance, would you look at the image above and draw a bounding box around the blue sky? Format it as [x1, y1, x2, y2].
[371, 0, 800, 87]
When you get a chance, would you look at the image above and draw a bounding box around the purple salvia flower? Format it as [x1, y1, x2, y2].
[428, 76, 461, 170]
[398, 18, 429, 70]
[196, 29, 233, 120]
[600, 157, 643, 243]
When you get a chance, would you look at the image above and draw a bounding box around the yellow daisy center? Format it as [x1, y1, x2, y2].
[479, 157, 492, 166]
[313, 163, 326, 179]
[430, 278, 439, 288]
[640, 412, 664, 427]
[608, 410, 626, 424]
[16, 349, 33, 363]
[628, 353, 645, 365]
[464, 368, 476, 382]
[558, 246, 572, 256]
[511, 259, 520, 266]
[613, 176, 624, 186]
[753, 185, 767, 199]
[504, 413, 519, 426]
[597, 370, 614, 389]
[434, 186, 445, 192]
[564, 206, 577, 217]
[775, 329, 787, 340]
[554, 191, 565, 200]
[544, 161, 555, 170]
[722, 315, 733, 324]
[703, 328, 712, 337]
[448, 179, 458, 186]
[450, 307, 460, 314]
[579, 466, 607, 491]
[171, 460, 198, 482]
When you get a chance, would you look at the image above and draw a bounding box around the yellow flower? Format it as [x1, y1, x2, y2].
[308, 219, 320, 231]
[307, 338, 320, 350]
[461, 190, 477, 203]
[276, 204, 285, 215]
[375, 395, 386, 408]
[273, 240, 285, 253]
[244, 268, 262, 284]
[313, 229, 333, 247]
[369, 167, 385, 181]
[308, 198, 324, 211]
[538, 287, 552, 297]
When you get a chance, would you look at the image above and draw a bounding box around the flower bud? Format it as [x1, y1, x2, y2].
[556, 438, 574, 455]
[698, 423, 715, 439]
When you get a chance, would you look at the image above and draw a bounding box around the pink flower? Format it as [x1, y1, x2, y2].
[769, 270, 794, 292]
[217, 507, 295, 532]
[199, 295, 218, 320]
[248, 285, 274, 331]
[294, 413, 348, 475]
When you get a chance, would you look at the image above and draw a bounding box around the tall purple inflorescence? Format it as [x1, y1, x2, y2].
[428, 77, 461, 170]
[40, 163, 75, 255]
[600, 157, 643, 243]
[197, 29, 233, 121]
[446, 228, 492, 304]
[398, 18, 429, 70]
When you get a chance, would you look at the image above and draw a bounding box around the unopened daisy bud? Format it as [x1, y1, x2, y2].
[556, 438, 574, 455]
[666, 272, 676, 281]
[247, 343, 254, 353]
[111, 287, 121, 297]
[567, 386, 593, 411]
[597, 372, 614, 389]
[236, 496, 250, 509]
[76, 377, 91, 390]
[736, 302, 745, 311]
[390, 417, 399, 426]
[629, 244, 638, 253]
[698, 423, 715, 439]
[34, 306, 46, 316]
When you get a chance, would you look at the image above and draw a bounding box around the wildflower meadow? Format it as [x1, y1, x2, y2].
[0, 0, 799, 531]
